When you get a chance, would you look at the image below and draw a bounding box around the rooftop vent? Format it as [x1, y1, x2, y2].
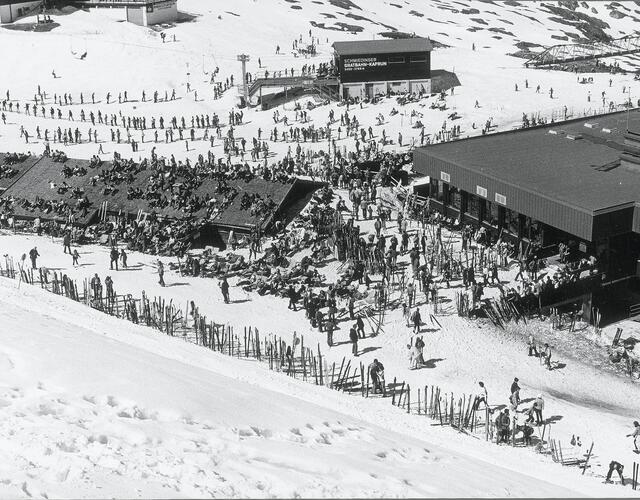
[602, 128, 612, 134]
[566, 133, 583, 140]
[584, 122, 598, 129]
[548, 130, 558, 135]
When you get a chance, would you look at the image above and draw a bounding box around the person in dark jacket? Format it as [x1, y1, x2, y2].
[29, 247, 39, 269]
[220, 276, 229, 303]
[63, 232, 71, 254]
[110, 247, 119, 270]
[350, 324, 359, 356]
[368, 359, 384, 394]
[356, 315, 366, 338]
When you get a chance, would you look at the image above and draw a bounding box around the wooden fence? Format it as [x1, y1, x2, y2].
[0, 257, 601, 481]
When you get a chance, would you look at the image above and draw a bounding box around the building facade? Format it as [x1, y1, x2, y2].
[332, 38, 432, 99]
[0, 0, 42, 23]
[70, 0, 177, 26]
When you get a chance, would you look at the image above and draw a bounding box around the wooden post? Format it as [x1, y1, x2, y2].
[391, 377, 397, 405]
[406, 385, 411, 414]
[582, 442, 594, 475]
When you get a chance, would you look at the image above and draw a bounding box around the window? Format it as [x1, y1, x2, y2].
[495, 193, 507, 205]
[440, 171, 450, 182]
[410, 56, 427, 63]
[476, 185, 487, 198]
[389, 56, 405, 64]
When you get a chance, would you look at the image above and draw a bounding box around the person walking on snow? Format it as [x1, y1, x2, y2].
[533, 394, 544, 425]
[473, 381, 489, 411]
[110, 247, 119, 270]
[72, 249, 80, 266]
[62, 232, 71, 254]
[510, 377, 521, 406]
[220, 276, 230, 303]
[157, 260, 165, 287]
[411, 307, 422, 334]
[350, 324, 359, 356]
[29, 246, 39, 269]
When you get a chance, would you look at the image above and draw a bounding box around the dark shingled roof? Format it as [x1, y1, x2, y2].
[0, 155, 297, 229]
[332, 37, 432, 56]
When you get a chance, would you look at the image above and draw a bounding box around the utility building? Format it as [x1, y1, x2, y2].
[332, 38, 432, 99]
[0, 0, 42, 23]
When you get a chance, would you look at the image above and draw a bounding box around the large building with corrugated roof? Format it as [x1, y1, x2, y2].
[413, 110, 640, 320]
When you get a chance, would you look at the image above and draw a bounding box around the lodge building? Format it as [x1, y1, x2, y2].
[332, 38, 432, 99]
[413, 110, 640, 322]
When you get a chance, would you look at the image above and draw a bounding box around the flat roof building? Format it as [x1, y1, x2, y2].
[413, 110, 640, 321]
[332, 38, 432, 100]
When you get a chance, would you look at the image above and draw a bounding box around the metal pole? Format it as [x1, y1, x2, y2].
[237, 54, 250, 106]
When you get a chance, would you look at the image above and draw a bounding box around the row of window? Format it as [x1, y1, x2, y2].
[389, 56, 428, 64]
[440, 171, 507, 205]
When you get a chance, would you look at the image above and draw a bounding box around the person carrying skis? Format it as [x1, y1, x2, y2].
[627, 421, 640, 451]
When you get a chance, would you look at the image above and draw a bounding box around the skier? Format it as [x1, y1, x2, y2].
[29, 246, 39, 269]
[627, 421, 640, 451]
[157, 260, 165, 287]
[119, 248, 127, 269]
[220, 276, 230, 303]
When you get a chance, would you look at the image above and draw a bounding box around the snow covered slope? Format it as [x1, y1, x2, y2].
[0, 277, 590, 498]
[1, 0, 640, 162]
